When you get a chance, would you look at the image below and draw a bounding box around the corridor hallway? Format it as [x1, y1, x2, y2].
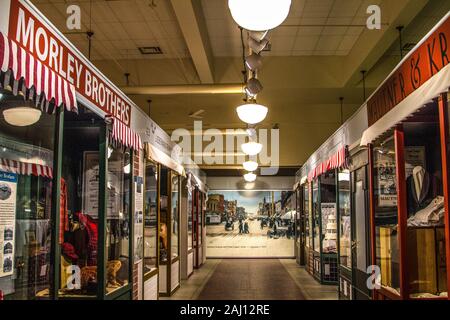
[162, 259, 338, 300]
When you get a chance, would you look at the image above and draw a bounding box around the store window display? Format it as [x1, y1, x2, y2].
[338, 170, 351, 269]
[144, 162, 158, 274]
[321, 173, 337, 254]
[187, 185, 193, 251]
[159, 168, 169, 264]
[57, 104, 103, 297]
[403, 107, 446, 299]
[105, 145, 131, 294]
[312, 181, 320, 253]
[0, 89, 55, 300]
[304, 184, 310, 249]
[171, 174, 179, 260]
[373, 134, 400, 296]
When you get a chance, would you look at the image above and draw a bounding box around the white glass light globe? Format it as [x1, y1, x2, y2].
[243, 160, 258, 172]
[241, 142, 262, 156]
[236, 103, 268, 124]
[3, 107, 41, 126]
[228, 0, 292, 31]
[244, 172, 257, 182]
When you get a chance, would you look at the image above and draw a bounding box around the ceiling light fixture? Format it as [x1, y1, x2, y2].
[228, 0, 292, 31]
[244, 172, 257, 182]
[236, 103, 268, 124]
[244, 77, 263, 97]
[243, 160, 258, 172]
[248, 37, 269, 54]
[241, 141, 263, 156]
[245, 53, 263, 71]
[248, 30, 269, 42]
[3, 107, 42, 126]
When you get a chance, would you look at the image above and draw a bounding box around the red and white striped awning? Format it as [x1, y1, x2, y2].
[0, 32, 77, 113]
[307, 146, 348, 182]
[0, 158, 53, 178]
[109, 116, 143, 151]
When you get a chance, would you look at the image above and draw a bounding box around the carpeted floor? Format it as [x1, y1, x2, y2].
[196, 259, 306, 300]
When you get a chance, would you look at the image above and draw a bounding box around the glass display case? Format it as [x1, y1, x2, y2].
[373, 134, 401, 297]
[338, 170, 351, 270]
[158, 167, 180, 296]
[144, 161, 158, 277]
[0, 90, 56, 300]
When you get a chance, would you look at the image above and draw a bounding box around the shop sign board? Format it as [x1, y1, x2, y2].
[4, 0, 132, 126]
[367, 15, 450, 126]
[0, 171, 17, 278]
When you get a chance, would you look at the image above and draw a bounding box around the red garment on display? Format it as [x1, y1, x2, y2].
[75, 212, 98, 266]
[59, 178, 69, 244]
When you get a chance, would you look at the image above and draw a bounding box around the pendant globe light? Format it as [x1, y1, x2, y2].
[241, 141, 262, 156]
[228, 0, 292, 31]
[244, 172, 257, 182]
[236, 103, 268, 125]
[243, 160, 258, 172]
[3, 107, 41, 127]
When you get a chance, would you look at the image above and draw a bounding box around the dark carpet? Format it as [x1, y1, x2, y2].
[196, 259, 306, 300]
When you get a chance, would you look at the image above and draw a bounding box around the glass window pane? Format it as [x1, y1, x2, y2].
[170, 174, 179, 260]
[159, 168, 169, 264]
[312, 180, 320, 253]
[404, 112, 446, 298]
[304, 184, 310, 248]
[105, 146, 131, 294]
[187, 187, 193, 250]
[374, 135, 400, 295]
[144, 162, 157, 274]
[57, 104, 101, 298]
[321, 173, 337, 254]
[338, 170, 351, 269]
[0, 90, 55, 299]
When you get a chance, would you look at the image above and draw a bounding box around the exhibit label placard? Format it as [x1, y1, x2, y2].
[0, 171, 17, 278]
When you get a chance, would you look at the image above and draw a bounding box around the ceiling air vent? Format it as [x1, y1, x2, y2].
[138, 46, 163, 55]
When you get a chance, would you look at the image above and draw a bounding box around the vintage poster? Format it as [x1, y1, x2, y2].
[376, 153, 397, 206]
[405, 146, 426, 178]
[82, 151, 123, 218]
[82, 151, 100, 217]
[0, 171, 17, 277]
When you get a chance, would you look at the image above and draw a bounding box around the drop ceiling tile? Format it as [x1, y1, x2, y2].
[96, 22, 130, 41]
[346, 26, 365, 36]
[315, 35, 343, 51]
[330, 0, 361, 17]
[293, 36, 320, 51]
[122, 22, 155, 40]
[300, 17, 328, 25]
[335, 50, 350, 56]
[315, 50, 337, 56]
[270, 36, 296, 51]
[322, 26, 348, 36]
[270, 26, 299, 37]
[297, 26, 323, 36]
[292, 50, 314, 56]
[338, 35, 359, 51]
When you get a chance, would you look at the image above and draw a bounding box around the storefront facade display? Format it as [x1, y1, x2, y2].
[0, 0, 200, 301]
[360, 12, 450, 300]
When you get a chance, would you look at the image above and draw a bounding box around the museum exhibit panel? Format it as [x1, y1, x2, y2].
[359, 12, 450, 300]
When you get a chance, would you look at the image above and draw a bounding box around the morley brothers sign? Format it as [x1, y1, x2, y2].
[367, 16, 450, 126]
[7, 0, 131, 126]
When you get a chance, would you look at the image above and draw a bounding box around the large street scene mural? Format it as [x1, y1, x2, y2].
[205, 190, 295, 257]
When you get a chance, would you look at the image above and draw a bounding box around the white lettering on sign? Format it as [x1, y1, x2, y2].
[13, 4, 132, 126]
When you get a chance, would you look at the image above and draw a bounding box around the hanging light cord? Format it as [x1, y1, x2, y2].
[240, 27, 247, 84]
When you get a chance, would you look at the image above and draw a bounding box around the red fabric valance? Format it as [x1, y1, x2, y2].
[108, 116, 143, 151]
[0, 158, 53, 178]
[0, 32, 77, 113]
[307, 146, 348, 182]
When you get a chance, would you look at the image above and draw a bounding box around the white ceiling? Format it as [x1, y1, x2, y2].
[202, 0, 381, 57]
